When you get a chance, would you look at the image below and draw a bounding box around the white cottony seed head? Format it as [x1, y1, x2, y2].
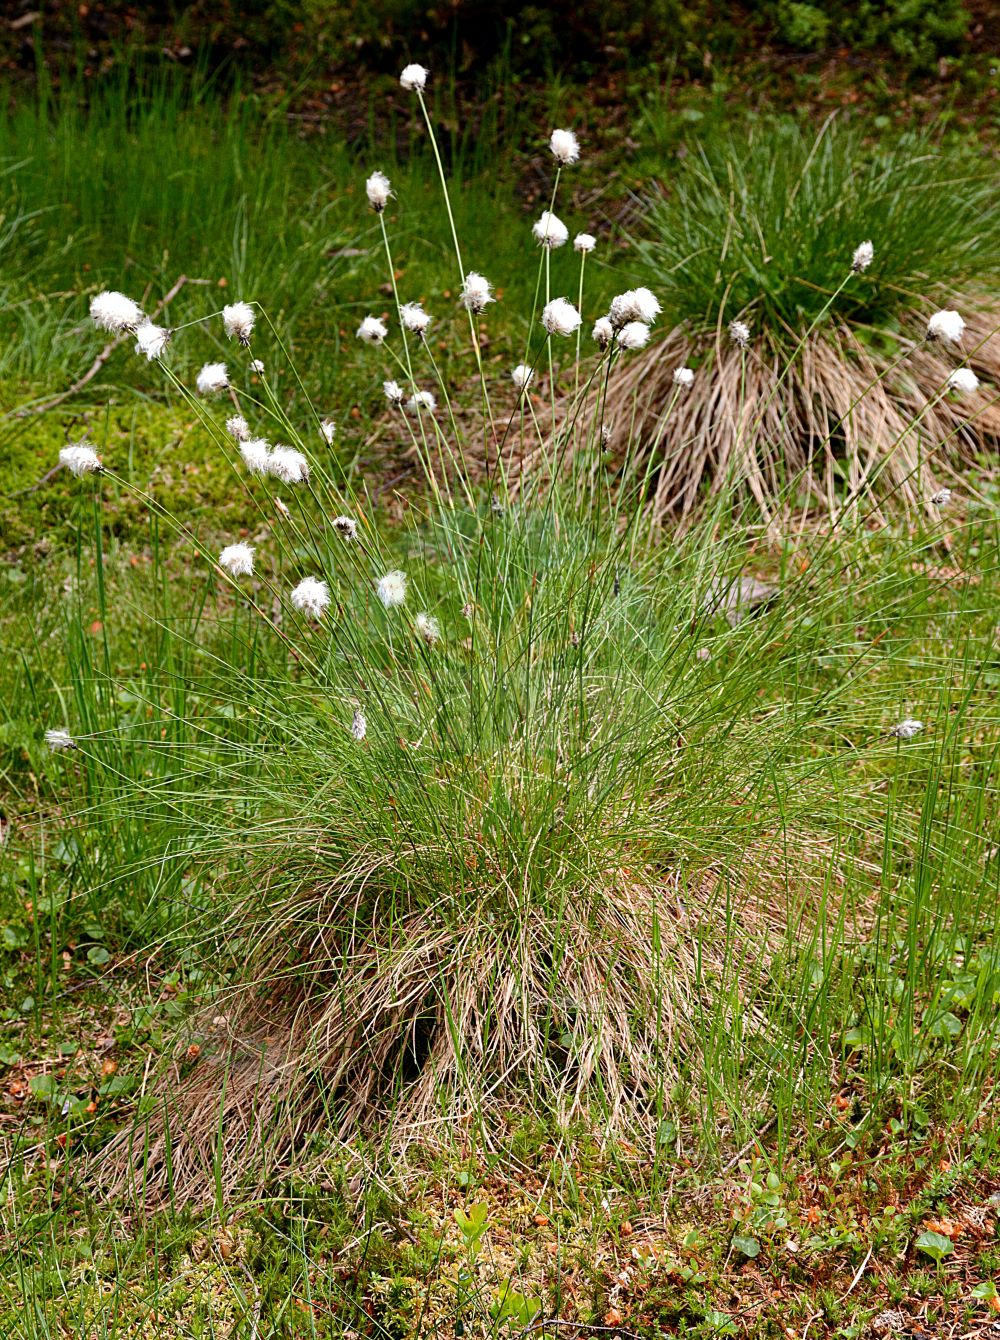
[532, 210, 569, 249]
[511, 364, 534, 390]
[196, 362, 229, 395]
[219, 542, 254, 577]
[366, 170, 393, 212]
[852, 240, 874, 273]
[357, 315, 387, 344]
[134, 320, 170, 360]
[90, 290, 142, 333]
[609, 288, 661, 328]
[673, 366, 695, 387]
[927, 309, 965, 344]
[377, 570, 407, 608]
[222, 301, 255, 344]
[890, 717, 924, 739]
[414, 612, 440, 645]
[240, 438, 271, 475]
[250, 358, 265, 374]
[931, 488, 952, 506]
[549, 128, 580, 165]
[290, 576, 330, 619]
[267, 446, 309, 485]
[45, 728, 76, 752]
[400, 63, 429, 92]
[947, 367, 979, 394]
[729, 319, 751, 348]
[333, 515, 358, 540]
[617, 321, 650, 351]
[542, 297, 581, 337]
[406, 390, 436, 413]
[350, 708, 367, 741]
[383, 379, 405, 405]
[400, 301, 431, 335]
[593, 316, 614, 349]
[574, 232, 596, 253]
[226, 414, 250, 441]
[59, 442, 102, 476]
[320, 417, 336, 444]
[460, 271, 495, 313]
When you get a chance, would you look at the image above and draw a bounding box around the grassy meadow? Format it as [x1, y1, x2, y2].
[1, 60, 1000, 1339]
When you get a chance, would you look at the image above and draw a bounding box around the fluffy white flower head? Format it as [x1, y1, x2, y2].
[593, 316, 613, 349]
[852, 241, 874, 273]
[350, 708, 367, 742]
[240, 438, 271, 475]
[947, 367, 978, 394]
[222, 301, 255, 344]
[609, 288, 661, 328]
[226, 414, 250, 441]
[414, 612, 440, 645]
[460, 271, 495, 313]
[617, 321, 650, 351]
[357, 315, 387, 344]
[574, 232, 596, 253]
[890, 717, 924, 740]
[673, 366, 695, 388]
[931, 487, 952, 506]
[400, 64, 429, 92]
[196, 362, 229, 396]
[134, 321, 170, 360]
[219, 543, 254, 577]
[383, 379, 405, 405]
[290, 577, 330, 619]
[366, 170, 393, 212]
[407, 390, 436, 413]
[60, 442, 102, 476]
[511, 364, 534, 390]
[549, 128, 580, 165]
[400, 301, 431, 335]
[533, 210, 569, 249]
[927, 309, 964, 344]
[90, 290, 141, 333]
[729, 319, 751, 348]
[45, 728, 76, 752]
[267, 445, 309, 485]
[250, 358, 265, 374]
[320, 417, 336, 445]
[542, 297, 581, 337]
[333, 515, 358, 540]
[377, 570, 407, 609]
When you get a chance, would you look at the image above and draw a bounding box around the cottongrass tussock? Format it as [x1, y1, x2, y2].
[45, 728, 75, 752]
[947, 367, 979, 393]
[226, 414, 250, 442]
[399, 301, 431, 335]
[320, 417, 336, 445]
[406, 389, 436, 413]
[927, 308, 965, 344]
[399, 62, 428, 92]
[851, 240, 875, 273]
[511, 363, 534, 390]
[239, 438, 271, 475]
[332, 515, 358, 540]
[414, 612, 440, 645]
[267, 445, 309, 485]
[673, 366, 695, 387]
[890, 717, 925, 739]
[574, 232, 596, 253]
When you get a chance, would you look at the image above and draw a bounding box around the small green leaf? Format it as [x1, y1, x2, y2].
[732, 1233, 760, 1259]
[915, 1230, 953, 1263]
[87, 945, 110, 966]
[29, 1073, 56, 1098]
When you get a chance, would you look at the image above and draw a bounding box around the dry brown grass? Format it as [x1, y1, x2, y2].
[95, 829, 871, 1206]
[587, 301, 1000, 523]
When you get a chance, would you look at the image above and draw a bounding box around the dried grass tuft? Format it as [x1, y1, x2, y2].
[588, 301, 1000, 523]
[96, 830, 867, 1205]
